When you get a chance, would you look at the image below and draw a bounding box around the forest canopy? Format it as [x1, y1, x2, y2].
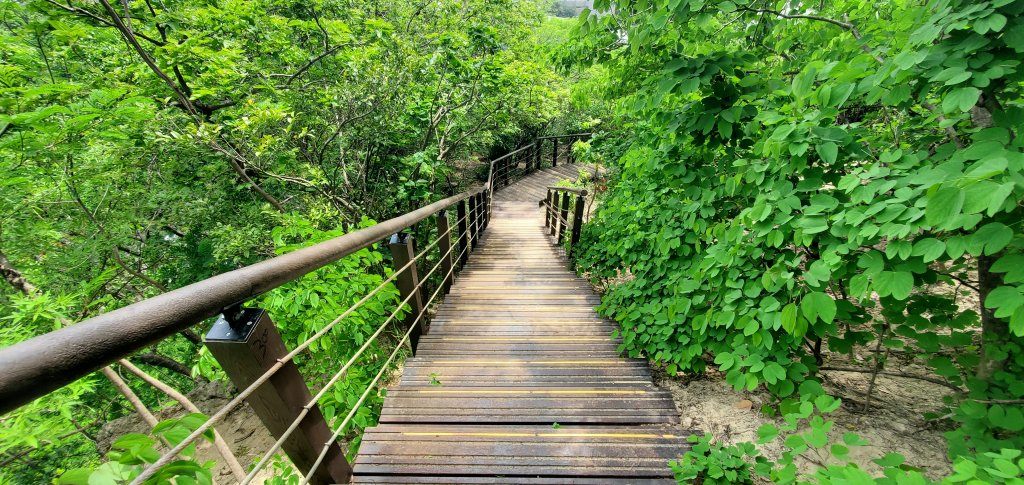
[0, 0, 592, 482]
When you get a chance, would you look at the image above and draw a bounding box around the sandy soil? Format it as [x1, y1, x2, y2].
[96, 380, 284, 482]
[656, 357, 954, 482]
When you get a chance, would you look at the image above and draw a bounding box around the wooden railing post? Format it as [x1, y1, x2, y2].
[534, 141, 541, 170]
[557, 191, 571, 244]
[468, 194, 478, 249]
[544, 189, 553, 228]
[437, 210, 454, 294]
[482, 190, 491, 230]
[476, 192, 487, 234]
[389, 233, 425, 351]
[552, 138, 558, 167]
[456, 199, 469, 267]
[549, 191, 560, 238]
[570, 190, 588, 257]
[205, 309, 351, 485]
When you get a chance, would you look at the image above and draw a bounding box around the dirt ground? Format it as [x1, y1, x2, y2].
[97, 380, 284, 482]
[656, 356, 954, 482]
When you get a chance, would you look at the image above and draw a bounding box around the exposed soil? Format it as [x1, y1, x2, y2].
[656, 357, 954, 482]
[97, 380, 285, 482]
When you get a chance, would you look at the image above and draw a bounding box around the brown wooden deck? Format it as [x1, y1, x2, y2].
[352, 168, 690, 483]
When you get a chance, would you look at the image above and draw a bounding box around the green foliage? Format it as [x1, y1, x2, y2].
[56, 414, 215, 485]
[671, 433, 759, 484]
[673, 386, 1024, 484]
[0, 0, 580, 480]
[571, 0, 1024, 467]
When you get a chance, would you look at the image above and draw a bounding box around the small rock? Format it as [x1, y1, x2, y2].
[735, 399, 753, 410]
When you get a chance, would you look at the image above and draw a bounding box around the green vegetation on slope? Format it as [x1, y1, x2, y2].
[567, 0, 1024, 482]
[0, 0, 584, 482]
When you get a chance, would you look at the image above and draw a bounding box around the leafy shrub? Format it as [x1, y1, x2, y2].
[671, 434, 760, 484]
[671, 385, 1024, 484]
[570, 0, 1024, 464]
[57, 414, 215, 485]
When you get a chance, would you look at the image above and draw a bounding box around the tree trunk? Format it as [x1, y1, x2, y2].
[976, 254, 1008, 381]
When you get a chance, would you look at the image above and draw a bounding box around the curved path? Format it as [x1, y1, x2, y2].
[353, 166, 690, 483]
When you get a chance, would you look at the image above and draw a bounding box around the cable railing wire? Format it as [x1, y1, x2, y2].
[237, 215, 472, 484]
[300, 229, 473, 485]
[130, 204, 478, 484]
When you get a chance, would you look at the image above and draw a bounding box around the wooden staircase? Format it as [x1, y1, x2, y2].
[352, 167, 690, 483]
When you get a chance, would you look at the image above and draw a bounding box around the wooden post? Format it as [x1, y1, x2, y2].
[205, 309, 351, 485]
[456, 199, 469, 267]
[557, 191, 571, 244]
[534, 141, 541, 170]
[481, 190, 490, 230]
[437, 210, 454, 294]
[544, 190, 552, 228]
[475, 192, 486, 236]
[570, 191, 588, 257]
[468, 194, 478, 249]
[552, 138, 558, 167]
[389, 233, 425, 350]
[549, 191, 560, 238]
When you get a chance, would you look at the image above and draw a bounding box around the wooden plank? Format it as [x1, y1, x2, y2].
[351, 186, 690, 484]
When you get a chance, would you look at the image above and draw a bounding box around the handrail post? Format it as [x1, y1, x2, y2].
[468, 194, 478, 249]
[205, 309, 351, 485]
[557, 191, 571, 244]
[389, 233, 425, 351]
[549, 191, 560, 238]
[534, 141, 541, 170]
[436, 210, 454, 294]
[482, 190, 491, 229]
[552, 138, 558, 167]
[456, 199, 469, 267]
[476, 192, 487, 234]
[544, 189, 553, 228]
[570, 190, 588, 258]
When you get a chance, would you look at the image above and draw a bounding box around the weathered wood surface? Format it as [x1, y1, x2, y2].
[353, 170, 689, 483]
[491, 164, 593, 204]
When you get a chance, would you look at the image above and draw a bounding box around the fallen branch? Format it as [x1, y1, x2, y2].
[819, 366, 965, 393]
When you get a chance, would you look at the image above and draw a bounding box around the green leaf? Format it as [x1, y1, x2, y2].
[874, 452, 906, 467]
[757, 423, 779, 443]
[875, 271, 914, 300]
[56, 469, 92, 485]
[816, 142, 838, 164]
[925, 186, 965, 229]
[985, 286, 1023, 317]
[1004, 24, 1024, 52]
[912, 238, 946, 262]
[781, 303, 798, 333]
[942, 87, 980, 112]
[972, 222, 1013, 255]
[801, 292, 836, 324]
[991, 254, 1024, 283]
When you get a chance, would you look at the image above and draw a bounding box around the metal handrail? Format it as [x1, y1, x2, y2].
[0, 190, 479, 413]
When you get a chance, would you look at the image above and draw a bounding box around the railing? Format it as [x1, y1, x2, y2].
[542, 186, 589, 259]
[486, 133, 591, 196]
[0, 133, 590, 484]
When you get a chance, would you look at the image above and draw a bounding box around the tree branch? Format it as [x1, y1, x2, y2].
[43, 0, 166, 46]
[820, 366, 965, 393]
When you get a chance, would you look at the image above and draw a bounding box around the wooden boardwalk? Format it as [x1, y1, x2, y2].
[353, 166, 689, 483]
